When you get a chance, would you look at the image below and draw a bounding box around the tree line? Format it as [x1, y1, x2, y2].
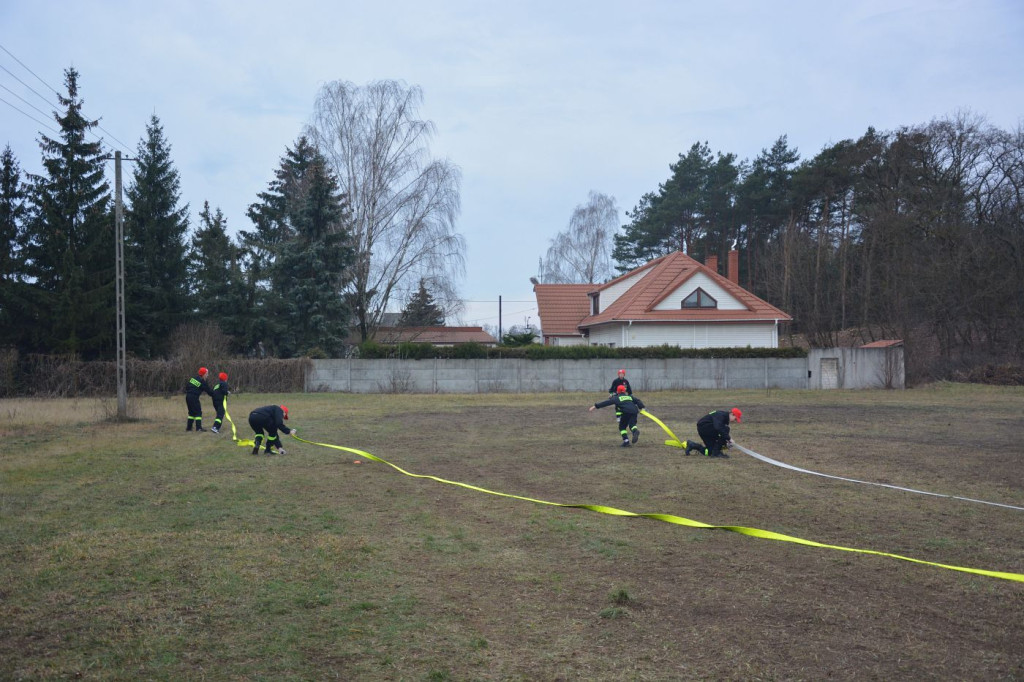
[4, 67, 1021, 382]
[0, 69, 463, 361]
[541, 113, 1023, 381]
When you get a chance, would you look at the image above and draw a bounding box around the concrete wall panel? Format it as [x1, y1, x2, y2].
[307, 353, 893, 393]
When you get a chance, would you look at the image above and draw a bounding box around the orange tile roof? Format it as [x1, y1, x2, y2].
[589, 251, 792, 325]
[533, 284, 593, 336]
[374, 326, 498, 345]
[533, 252, 791, 334]
[860, 339, 903, 348]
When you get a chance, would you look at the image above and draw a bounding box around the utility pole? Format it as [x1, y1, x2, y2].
[113, 151, 129, 419]
[498, 295, 502, 341]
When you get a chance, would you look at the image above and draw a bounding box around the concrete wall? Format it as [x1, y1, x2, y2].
[305, 349, 904, 393]
[807, 346, 905, 390]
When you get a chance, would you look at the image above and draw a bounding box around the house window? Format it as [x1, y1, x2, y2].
[591, 293, 600, 315]
[682, 288, 717, 309]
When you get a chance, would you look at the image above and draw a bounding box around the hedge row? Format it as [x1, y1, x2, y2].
[356, 342, 808, 360]
[0, 345, 810, 397]
[0, 351, 310, 398]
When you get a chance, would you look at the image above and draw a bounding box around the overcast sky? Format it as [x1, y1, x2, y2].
[2, 0, 1022, 333]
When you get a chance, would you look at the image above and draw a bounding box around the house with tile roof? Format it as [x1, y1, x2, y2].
[533, 250, 792, 348]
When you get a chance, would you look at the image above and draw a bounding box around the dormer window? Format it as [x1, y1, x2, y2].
[682, 288, 717, 309]
[591, 293, 600, 315]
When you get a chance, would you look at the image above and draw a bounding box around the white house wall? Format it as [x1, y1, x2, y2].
[599, 269, 652, 311]
[588, 326, 623, 346]
[589, 322, 777, 348]
[547, 335, 587, 347]
[652, 272, 746, 311]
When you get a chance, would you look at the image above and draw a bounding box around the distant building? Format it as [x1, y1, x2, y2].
[374, 326, 499, 347]
[534, 250, 792, 348]
[359, 325, 498, 347]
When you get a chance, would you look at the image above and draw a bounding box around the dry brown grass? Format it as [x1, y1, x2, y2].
[1, 384, 1023, 680]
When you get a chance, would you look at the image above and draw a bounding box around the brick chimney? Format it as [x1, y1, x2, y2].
[705, 254, 718, 274]
[727, 249, 739, 284]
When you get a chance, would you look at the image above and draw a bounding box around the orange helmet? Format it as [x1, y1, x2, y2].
[731, 408, 742, 422]
[616, 384, 627, 394]
[280, 405, 289, 419]
[198, 367, 208, 377]
[218, 372, 228, 381]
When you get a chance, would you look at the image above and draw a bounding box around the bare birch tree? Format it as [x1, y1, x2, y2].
[538, 191, 618, 283]
[307, 80, 465, 341]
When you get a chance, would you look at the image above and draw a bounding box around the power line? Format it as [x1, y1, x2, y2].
[0, 93, 59, 135]
[0, 43, 60, 99]
[462, 306, 537, 324]
[0, 42, 134, 155]
[0, 80, 57, 122]
[0, 61, 56, 110]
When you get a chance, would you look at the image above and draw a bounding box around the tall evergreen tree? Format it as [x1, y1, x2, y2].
[22, 68, 113, 358]
[735, 135, 800, 292]
[124, 114, 191, 358]
[188, 202, 251, 352]
[614, 142, 738, 271]
[0, 146, 32, 349]
[399, 278, 444, 326]
[243, 137, 354, 357]
[701, 152, 741, 264]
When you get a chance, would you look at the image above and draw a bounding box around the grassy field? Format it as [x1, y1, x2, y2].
[2, 385, 1023, 681]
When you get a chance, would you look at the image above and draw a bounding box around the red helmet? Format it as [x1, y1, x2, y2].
[280, 405, 289, 419]
[617, 368, 626, 376]
[616, 384, 627, 394]
[218, 372, 228, 381]
[198, 367, 208, 376]
[731, 408, 742, 422]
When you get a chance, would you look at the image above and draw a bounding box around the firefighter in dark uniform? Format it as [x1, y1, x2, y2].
[210, 372, 231, 433]
[185, 367, 214, 431]
[589, 384, 646, 447]
[608, 368, 632, 418]
[247, 404, 297, 455]
[683, 408, 742, 458]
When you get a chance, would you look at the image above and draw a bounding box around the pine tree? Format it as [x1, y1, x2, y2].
[22, 68, 113, 358]
[399, 279, 445, 327]
[613, 142, 725, 270]
[243, 137, 354, 357]
[124, 115, 191, 358]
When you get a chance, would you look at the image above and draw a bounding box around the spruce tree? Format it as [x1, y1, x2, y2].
[124, 115, 191, 358]
[188, 202, 251, 352]
[22, 68, 113, 358]
[399, 279, 444, 327]
[0, 146, 32, 350]
[243, 137, 354, 357]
